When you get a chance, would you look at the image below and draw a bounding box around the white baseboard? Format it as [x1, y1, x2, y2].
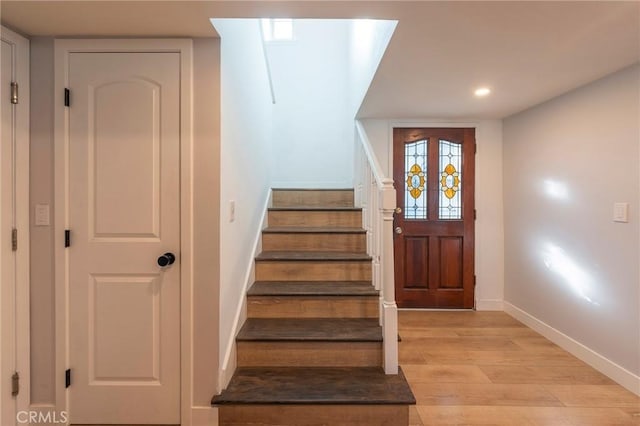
[191, 406, 218, 426]
[219, 189, 271, 391]
[504, 301, 640, 396]
[219, 342, 237, 393]
[475, 299, 504, 311]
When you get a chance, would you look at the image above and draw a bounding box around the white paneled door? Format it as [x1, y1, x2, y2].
[68, 52, 181, 424]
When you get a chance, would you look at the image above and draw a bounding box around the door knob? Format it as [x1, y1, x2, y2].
[395, 226, 403, 234]
[157, 252, 176, 267]
[395, 207, 402, 214]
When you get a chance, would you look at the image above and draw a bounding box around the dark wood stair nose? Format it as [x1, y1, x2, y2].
[212, 367, 416, 405]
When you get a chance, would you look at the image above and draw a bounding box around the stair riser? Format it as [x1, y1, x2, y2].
[255, 261, 372, 281]
[236, 341, 382, 367]
[272, 190, 354, 208]
[262, 233, 366, 252]
[219, 404, 408, 426]
[268, 210, 362, 228]
[247, 296, 379, 318]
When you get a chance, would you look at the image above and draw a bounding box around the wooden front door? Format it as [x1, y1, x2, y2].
[393, 128, 475, 309]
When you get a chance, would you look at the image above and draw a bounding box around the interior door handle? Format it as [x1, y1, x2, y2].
[157, 252, 176, 268]
[395, 227, 403, 234]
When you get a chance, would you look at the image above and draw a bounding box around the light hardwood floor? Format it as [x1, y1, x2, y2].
[399, 310, 640, 426]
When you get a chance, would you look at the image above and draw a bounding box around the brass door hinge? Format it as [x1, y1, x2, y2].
[11, 372, 19, 396]
[11, 228, 17, 251]
[10, 82, 18, 104]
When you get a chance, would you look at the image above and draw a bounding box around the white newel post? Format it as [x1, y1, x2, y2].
[355, 122, 399, 375]
[380, 180, 398, 374]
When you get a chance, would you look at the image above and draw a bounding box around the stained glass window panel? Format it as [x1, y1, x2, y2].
[404, 140, 427, 220]
[439, 139, 462, 219]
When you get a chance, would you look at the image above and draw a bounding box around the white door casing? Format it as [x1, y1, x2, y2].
[0, 26, 30, 426]
[0, 30, 16, 426]
[54, 40, 193, 425]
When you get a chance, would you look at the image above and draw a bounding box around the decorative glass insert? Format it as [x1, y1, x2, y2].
[404, 139, 427, 219]
[439, 139, 462, 219]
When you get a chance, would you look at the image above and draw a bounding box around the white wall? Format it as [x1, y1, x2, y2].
[348, 19, 397, 115]
[29, 37, 56, 405]
[503, 64, 640, 392]
[268, 20, 353, 188]
[191, 38, 221, 416]
[358, 118, 505, 310]
[211, 19, 274, 388]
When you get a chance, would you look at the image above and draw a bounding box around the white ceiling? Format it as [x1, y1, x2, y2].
[2, 1, 639, 119]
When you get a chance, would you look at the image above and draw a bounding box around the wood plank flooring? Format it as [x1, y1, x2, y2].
[400, 310, 640, 426]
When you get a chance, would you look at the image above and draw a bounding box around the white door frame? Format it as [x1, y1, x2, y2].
[53, 39, 193, 425]
[0, 25, 31, 425]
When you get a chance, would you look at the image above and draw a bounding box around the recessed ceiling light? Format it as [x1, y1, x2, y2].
[474, 87, 491, 97]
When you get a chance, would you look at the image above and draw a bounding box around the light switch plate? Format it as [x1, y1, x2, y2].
[35, 204, 50, 226]
[613, 202, 629, 223]
[229, 200, 236, 222]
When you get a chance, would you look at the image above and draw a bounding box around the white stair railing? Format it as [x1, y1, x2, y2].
[354, 121, 398, 374]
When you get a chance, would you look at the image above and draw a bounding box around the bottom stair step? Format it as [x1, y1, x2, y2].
[213, 367, 415, 425]
[212, 367, 415, 405]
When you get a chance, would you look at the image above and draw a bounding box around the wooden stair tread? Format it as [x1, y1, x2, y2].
[237, 318, 382, 342]
[272, 188, 354, 191]
[256, 251, 371, 261]
[212, 367, 415, 405]
[248, 281, 378, 296]
[263, 226, 366, 234]
[268, 207, 362, 211]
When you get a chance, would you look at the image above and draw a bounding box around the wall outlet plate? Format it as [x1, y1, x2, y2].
[613, 202, 629, 223]
[35, 204, 50, 226]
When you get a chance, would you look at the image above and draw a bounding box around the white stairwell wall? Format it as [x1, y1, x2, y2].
[347, 19, 397, 115]
[267, 18, 397, 189]
[268, 20, 354, 189]
[211, 19, 274, 391]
